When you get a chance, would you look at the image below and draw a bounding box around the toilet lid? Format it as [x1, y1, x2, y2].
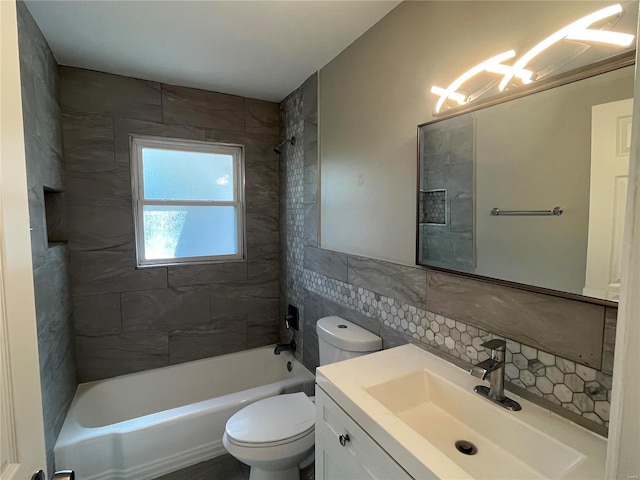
[225, 392, 315, 445]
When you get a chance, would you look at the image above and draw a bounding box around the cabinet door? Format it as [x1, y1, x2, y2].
[315, 388, 413, 480]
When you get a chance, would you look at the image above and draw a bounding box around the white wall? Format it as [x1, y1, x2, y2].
[319, 1, 637, 265]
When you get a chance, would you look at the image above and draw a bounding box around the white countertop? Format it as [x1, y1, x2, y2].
[316, 344, 607, 480]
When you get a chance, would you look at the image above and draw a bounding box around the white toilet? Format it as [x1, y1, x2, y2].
[223, 316, 382, 480]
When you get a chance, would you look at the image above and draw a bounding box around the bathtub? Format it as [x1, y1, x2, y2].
[54, 346, 315, 480]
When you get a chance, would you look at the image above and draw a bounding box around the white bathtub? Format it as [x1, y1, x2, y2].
[54, 346, 315, 480]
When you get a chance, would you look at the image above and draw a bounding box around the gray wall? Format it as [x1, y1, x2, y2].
[282, 73, 616, 435]
[17, 2, 77, 473]
[318, 0, 637, 265]
[59, 67, 281, 382]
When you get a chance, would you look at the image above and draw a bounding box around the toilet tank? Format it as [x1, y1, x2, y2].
[316, 316, 382, 365]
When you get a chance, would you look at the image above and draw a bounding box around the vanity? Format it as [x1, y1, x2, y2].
[315, 345, 606, 479]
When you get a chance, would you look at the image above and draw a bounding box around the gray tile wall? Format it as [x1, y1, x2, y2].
[17, 2, 77, 473]
[59, 67, 281, 382]
[281, 72, 616, 435]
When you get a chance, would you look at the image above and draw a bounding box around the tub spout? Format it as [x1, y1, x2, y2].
[274, 341, 296, 355]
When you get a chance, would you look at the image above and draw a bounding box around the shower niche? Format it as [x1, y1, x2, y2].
[44, 187, 67, 246]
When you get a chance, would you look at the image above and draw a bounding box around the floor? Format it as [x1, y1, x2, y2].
[154, 454, 315, 480]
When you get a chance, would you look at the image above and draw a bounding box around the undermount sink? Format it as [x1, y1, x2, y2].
[316, 344, 607, 480]
[365, 370, 584, 479]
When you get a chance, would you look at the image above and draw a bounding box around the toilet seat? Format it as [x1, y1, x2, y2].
[225, 392, 315, 448]
[225, 426, 315, 449]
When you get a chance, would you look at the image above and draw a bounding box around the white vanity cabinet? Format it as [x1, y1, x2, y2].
[315, 387, 413, 480]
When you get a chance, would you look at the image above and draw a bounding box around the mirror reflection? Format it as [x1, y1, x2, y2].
[417, 64, 634, 301]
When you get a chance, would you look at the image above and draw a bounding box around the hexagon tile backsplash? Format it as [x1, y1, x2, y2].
[303, 269, 612, 428]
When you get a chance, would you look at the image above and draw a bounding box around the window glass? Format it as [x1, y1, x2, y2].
[142, 148, 234, 201]
[131, 136, 245, 266]
[143, 205, 238, 259]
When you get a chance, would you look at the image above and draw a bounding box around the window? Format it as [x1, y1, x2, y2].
[130, 136, 245, 267]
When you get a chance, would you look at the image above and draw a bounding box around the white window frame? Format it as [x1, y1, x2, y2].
[130, 135, 246, 267]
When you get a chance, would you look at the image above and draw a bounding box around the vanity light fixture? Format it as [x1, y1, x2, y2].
[565, 28, 635, 47]
[499, 4, 633, 91]
[431, 50, 523, 113]
[431, 3, 634, 113]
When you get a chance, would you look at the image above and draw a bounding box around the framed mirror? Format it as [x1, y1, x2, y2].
[417, 55, 634, 303]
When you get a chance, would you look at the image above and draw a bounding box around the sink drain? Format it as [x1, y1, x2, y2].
[455, 440, 478, 455]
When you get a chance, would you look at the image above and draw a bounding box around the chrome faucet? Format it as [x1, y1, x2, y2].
[469, 339, 521, 411]
[274, 341, 296, 355]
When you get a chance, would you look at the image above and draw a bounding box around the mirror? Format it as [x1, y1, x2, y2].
[417, 62, 634, 302]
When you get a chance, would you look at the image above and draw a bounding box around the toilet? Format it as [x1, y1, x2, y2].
[223, 316, 382, 480]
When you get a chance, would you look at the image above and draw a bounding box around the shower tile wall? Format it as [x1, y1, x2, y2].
[279, 75, 316, 357]
[17, 2, 77, 473]
[281, 73, 616, 435]
[60, 67, 281, 382]
[419, 114, 474, 272]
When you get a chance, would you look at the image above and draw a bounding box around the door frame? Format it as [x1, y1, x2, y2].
[0, 0, 48, 477]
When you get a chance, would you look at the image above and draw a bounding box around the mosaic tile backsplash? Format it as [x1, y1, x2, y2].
[302, 269, 612, 428]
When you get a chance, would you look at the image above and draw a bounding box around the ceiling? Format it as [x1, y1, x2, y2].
[24, 0, 401, 102]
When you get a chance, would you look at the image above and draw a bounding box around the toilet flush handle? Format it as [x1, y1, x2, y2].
[32, 470, 75, 480]
[52, 472, 75, 480]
